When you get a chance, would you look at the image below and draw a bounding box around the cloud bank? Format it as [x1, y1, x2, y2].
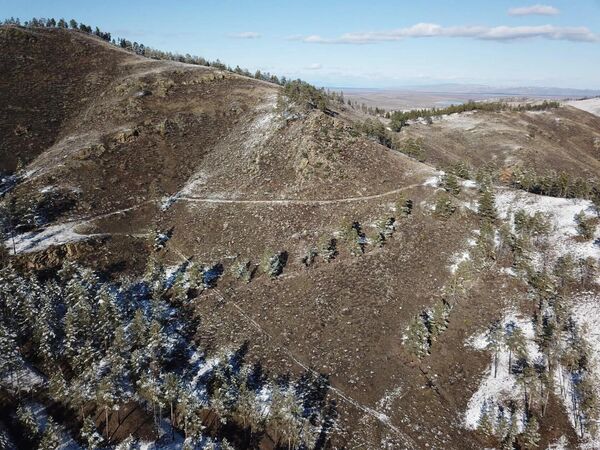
[228, 31, 261, 39]
[289, 23, 598, 44]
[305, 63, 323, 70]
[508, 4, 560, 16]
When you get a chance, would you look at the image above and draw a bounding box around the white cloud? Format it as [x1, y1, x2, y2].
[305, 63, 323, 70]
[228, 31, 261, 39]
[508, 4, 560, 16]
[290, 23, 598, 44]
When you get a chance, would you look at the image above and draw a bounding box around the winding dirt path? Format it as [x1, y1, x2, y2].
[172, 182, 424, 207]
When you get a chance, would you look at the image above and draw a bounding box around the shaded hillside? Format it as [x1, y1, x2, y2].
[0, 26, 136, 171]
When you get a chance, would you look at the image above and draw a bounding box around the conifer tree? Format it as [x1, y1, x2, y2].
[96, 286, 121, 351]
[130, 309, 147, 350]
[163, 372, 180, 439]
[501, 413, 518, 450]
[478, 188, 497, 222]
[405, 316, 430, 357]
[38, 417, 60, 450]
[96, 377, 116, 439]
[477, 401, 495, 437]
[268, 387, 304, 450]
[48, 370, 69, 403]
[80, 416, 104, 450]
[486, 320, 503, 378]
[442, 172, 461, 196]
[0, 323, 22, 390]
[435, 193, 456, 219]
[429, 300, 450, 342]
[505, 324, 527, 374]
[16, 404, 39, 437]
[521, 416, 541, 449]
[0, 430, 10, 450]
[575, 211, 596, 240]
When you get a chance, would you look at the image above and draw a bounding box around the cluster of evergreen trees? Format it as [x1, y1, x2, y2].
[281, 80, 331, 112]
[2, 17, 110, 41]
[404, 300, 452, 358]
[506, 167, 600, 204]
[0, 261, 335, 449]
[355, 118, 427, 162]
[477, 265, 599, 446]
[389, 100, 560, 132]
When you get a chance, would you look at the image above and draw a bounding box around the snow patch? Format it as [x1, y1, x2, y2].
[495, 189, 600, 271]
[423, 170, 445, 187]
[4, 222, 98, 255]
[464, 311, 542, 431]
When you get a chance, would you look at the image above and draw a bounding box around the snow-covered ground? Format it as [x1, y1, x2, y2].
[561, 293, 600, 448]
[488, 188, 600, 445]
[4, 222, 97, 255]
[0, 363, 45, 393]
[495, 189, 600, 272]
[437, 112, 482, 131]
[422, 170, 445, 187]
[448, 235, 477, 273]
[464, 311, 542, 431]
[567, 98, 600, 118]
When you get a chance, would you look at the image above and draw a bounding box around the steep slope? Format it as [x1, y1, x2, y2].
[0, 26, 135, 171]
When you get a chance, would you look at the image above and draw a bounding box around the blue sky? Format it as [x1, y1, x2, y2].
[2, 0, 600, 89]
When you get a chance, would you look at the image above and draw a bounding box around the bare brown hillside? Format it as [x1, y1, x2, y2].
[400, 106, 600, 177]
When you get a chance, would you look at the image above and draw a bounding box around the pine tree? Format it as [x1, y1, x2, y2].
[474, 221, 496, 264]
[33, 295, 57, 364]
[405, 316, 430, 358]
[16, 404, 39, 437]
[96, 286, 121, 351]
[130, 309, 147, 350]
[235, 381, 263, 433]
[0, 323, 22, 391]
[96, 377, 116, 439]
[477, 401, 495, 437]
[501, 413, 518, 450]
[48, 370, 69, 403]
[163, 372, 180, 439]
[435, 193, 456, 219]
[0, 430, 10, 450]
[429, 300, 450, 342]
[486, 320, 503, 378]
[575, 211, 596, 240]
[268, 387, 303, 450]
[521, 416, 541, 449]
[38, 417, 60, 450]
[505, 323, 527, 374]
[147, 320, 165, 369]
[478, 188, 497, 222]
[442, 172, 461, 196]
[80, 416, 104, 450]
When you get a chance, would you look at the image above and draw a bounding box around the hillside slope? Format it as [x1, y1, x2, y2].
[400, 105, 600, 178]
[1, 26, 599, 450]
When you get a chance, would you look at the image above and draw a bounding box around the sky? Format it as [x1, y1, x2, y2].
[2, 0, 600, 89]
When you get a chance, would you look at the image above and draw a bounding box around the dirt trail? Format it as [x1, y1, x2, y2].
[175, 182, 424, 207]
